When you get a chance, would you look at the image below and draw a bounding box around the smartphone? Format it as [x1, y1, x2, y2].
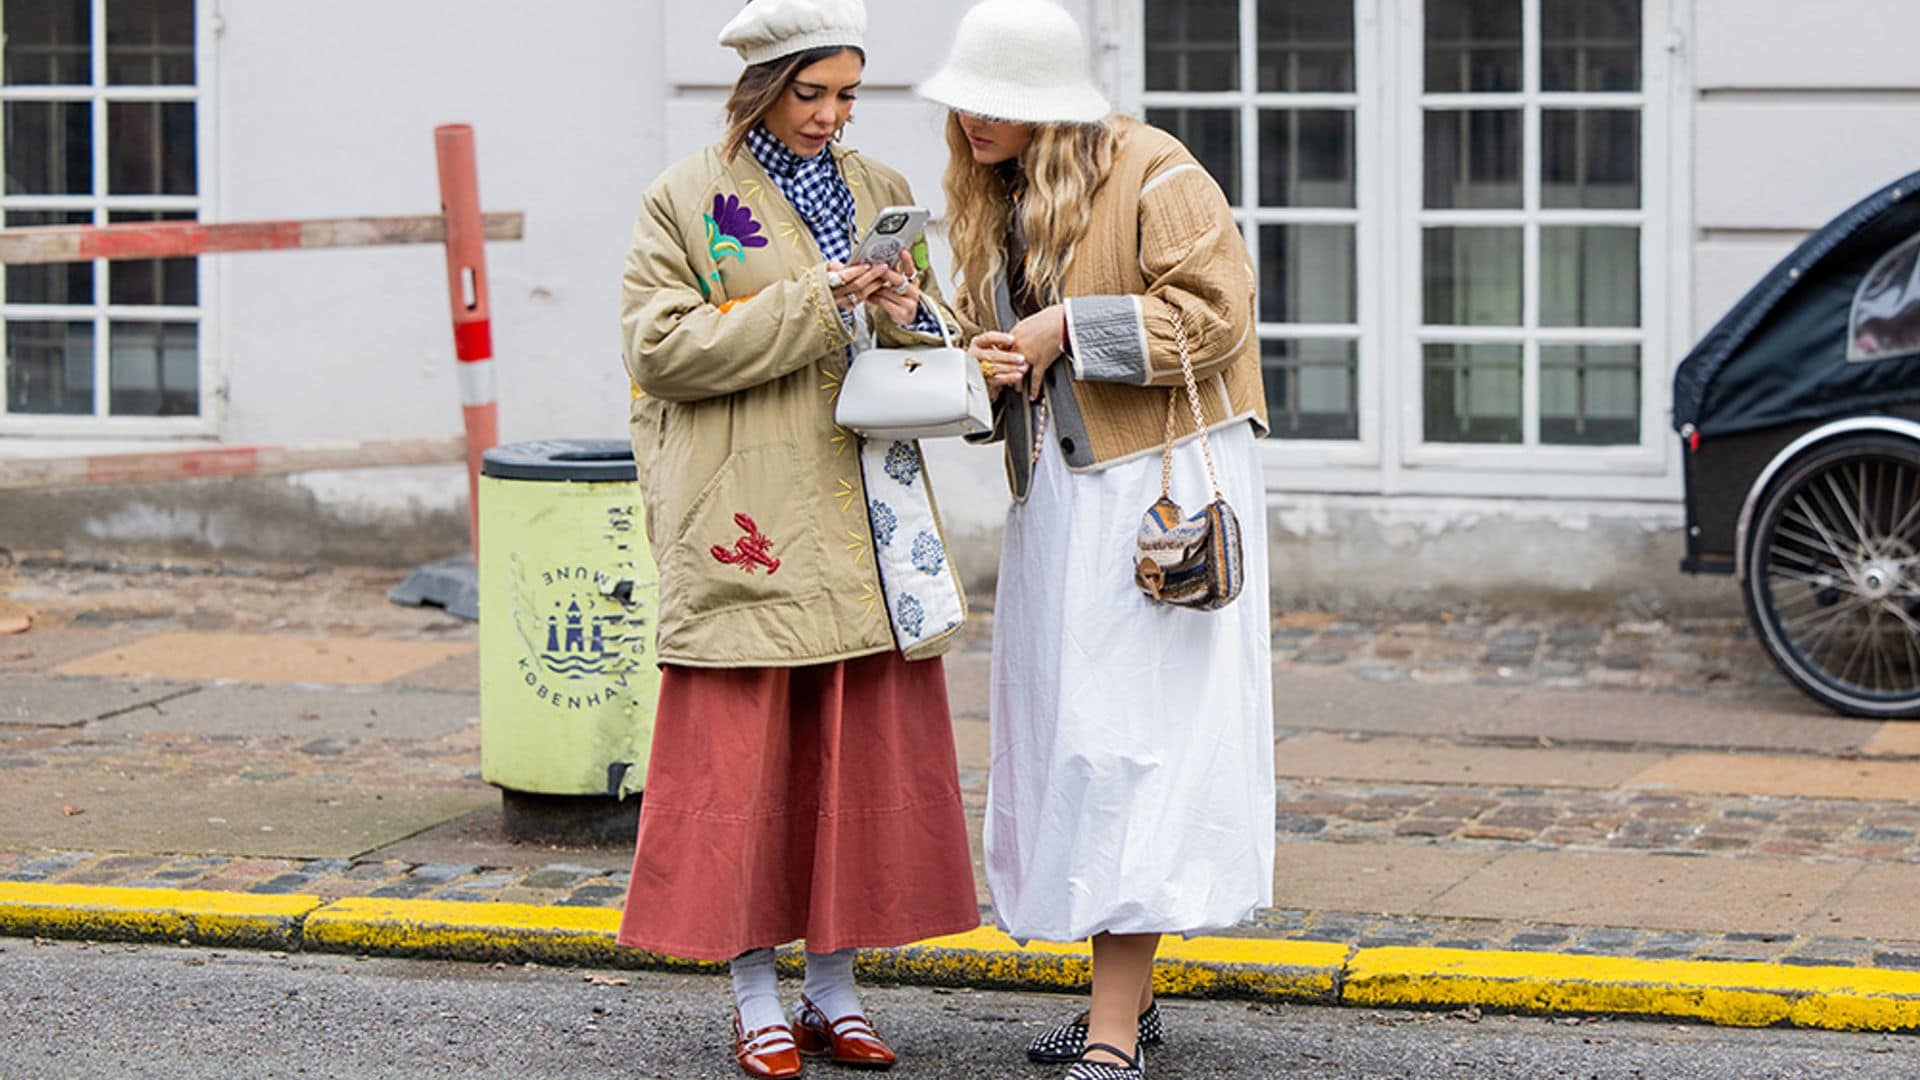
[849, 205, 929, 267]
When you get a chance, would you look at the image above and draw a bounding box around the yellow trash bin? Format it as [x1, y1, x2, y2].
[477, 440, 659, 823]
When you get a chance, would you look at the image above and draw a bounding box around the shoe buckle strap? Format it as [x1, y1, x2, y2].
[743, 1027, 796, 1054]
[829, 1014, 878, 1039]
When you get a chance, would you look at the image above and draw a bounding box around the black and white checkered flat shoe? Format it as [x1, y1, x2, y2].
[1026, 1002, 1164, 1063]
[1065, 1042, 1144, 1079]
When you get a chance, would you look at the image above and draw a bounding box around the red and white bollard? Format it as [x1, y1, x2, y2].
[435, 123, 501, 554]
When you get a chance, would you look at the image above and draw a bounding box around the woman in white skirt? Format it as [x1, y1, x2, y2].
[919, 2, 1276, 1077]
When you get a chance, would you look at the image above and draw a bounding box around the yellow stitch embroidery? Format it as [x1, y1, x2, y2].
[835, 478, 857, 513]
[857, 582, 880, 618]
[829, 429, 852, 458]
[844, 529, 869, 567]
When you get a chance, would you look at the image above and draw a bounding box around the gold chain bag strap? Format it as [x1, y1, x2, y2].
[1132, 313, 1245, 610]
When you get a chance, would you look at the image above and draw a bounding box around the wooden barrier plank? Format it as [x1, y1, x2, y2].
[0, 213, 523, 265]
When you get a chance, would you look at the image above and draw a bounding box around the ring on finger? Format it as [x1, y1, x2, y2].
[825, 270, 845, 288]
[891, 281, 911, 295]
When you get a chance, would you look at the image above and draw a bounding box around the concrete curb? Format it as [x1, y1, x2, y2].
[6, 884, 1920, 1035]
[0, 882, 319, 950]
[1345, 947, 1920, 1034]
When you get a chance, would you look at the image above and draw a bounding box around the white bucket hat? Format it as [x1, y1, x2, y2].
[718, 0, 867, 67]
[916, 0, 1112, 125]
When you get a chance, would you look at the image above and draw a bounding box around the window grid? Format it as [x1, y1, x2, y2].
[0, 0, 204, 430]
[1142, 0, 1367, 446]
[1413, 0, 1647, 453]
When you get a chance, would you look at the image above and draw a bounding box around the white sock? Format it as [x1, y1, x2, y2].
[801, 948, 864, 1021]
[730, 948, 786, 1033]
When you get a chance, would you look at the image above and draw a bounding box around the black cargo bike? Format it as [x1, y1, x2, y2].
[1676, 169, 1920, 719]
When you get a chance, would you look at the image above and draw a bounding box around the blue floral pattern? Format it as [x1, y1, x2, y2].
[897, 594, 926, 638]
[868, 500, 898, 548]
[911, 531, 946, 576]
[884, 442, 922, 487]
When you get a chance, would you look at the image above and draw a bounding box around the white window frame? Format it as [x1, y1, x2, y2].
[1109, 0, 1693, 501]
[0, 0, 219, 438]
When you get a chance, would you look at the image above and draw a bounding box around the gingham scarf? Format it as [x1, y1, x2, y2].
[747, 125, 856, 263]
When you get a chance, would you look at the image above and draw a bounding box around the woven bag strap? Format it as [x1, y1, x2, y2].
[1160, 311, 1224, 501]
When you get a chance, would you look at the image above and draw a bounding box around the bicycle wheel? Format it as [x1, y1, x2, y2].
[1743, 433, 1920, 719]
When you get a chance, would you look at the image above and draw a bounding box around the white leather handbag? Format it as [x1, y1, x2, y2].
[835, 300, 991, 440]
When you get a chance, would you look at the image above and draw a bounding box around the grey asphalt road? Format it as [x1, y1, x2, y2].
[0, 940, 1911, 1079]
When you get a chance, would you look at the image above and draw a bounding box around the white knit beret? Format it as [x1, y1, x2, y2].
[718, 0, 867, 67]
[917, 0, 1111, 125]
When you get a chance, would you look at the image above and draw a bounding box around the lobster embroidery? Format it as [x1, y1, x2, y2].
[711, 513, 781, 574]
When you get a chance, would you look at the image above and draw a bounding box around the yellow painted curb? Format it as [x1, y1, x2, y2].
[1345, 947, 1920, 1033]
[10, 884, 1920, 1035]
[303, 897, 718, 973]
[0, 882, 319, 949]
[859, 927, 1348, 1002]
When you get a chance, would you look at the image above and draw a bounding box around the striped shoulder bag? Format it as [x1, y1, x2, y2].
[1132, 313, 1245, 611]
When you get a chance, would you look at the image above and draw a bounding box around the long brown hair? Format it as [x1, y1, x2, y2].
[722, 46, 866, 161]
[941, 113, 1118, 331]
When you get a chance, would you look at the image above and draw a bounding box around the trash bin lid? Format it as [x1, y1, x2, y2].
[481, 439, 637, 482]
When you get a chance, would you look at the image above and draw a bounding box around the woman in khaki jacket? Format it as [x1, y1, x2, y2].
[615, 2, 979, 1076]
[919, 2, 1276, 1078]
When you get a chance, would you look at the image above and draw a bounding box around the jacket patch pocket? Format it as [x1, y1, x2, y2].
[665, 442, 821, 616]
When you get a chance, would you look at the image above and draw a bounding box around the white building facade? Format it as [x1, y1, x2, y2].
[1, 0, 1913, 611]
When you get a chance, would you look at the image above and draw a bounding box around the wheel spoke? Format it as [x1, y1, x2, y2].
[1866, 606, 1889, 692]
[1837, 616, 1875, 686]
[1767, 566, 1859, 593]
[1887, 464, 1920, 540]
[1823, 472, 1875, 554]
[1779, 593, 1872, 633]
[1873, 599, 1920, 684]
[1773, 522, 1848, 570]
[1791, 493, 1854, 567]
[1898, 607, 1920, 684]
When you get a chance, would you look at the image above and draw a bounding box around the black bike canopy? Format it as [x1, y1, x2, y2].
[1673, 167, 1920, 438]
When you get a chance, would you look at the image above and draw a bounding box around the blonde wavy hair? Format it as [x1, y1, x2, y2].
[941, 113, 1118, 331]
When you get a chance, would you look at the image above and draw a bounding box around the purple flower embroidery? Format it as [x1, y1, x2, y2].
[706, 194, 769, 265]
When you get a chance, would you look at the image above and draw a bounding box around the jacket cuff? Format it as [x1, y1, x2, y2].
[1065, 295, 1151, 385]
[811, 265, 854, 350]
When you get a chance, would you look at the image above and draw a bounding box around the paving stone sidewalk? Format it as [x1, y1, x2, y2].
[8, 554, 1920, 983]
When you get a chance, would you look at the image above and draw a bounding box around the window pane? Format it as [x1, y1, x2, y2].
[1424, 343, 1522, 444]
[1145, 0, 1239, 92]
[107, 0, 195, 85]
[109, 320, 197, 416]
[109, 210, 198, 306]
[1259, 110, 1355, 208]
[4, 0, 89, 85]
[1542, 345, 1640, 446]
[1543, 109, 1640, 210]
[1426, 0, 1521, 93]
[6, 320, 94, 415]
[1542, 0, 1640, 93]
[1541, 227, 1639, 328]
[5, 102, 92, 194]
[6, 210, 93, 305]
[1423, 227, 1522, 326]
[1850, 232, 1920, 363]
[1424, 110, 1520, 209]
[1257, 0, 1354, 93]
[108, 101, 197, 195]
[1263, 338, 1359, 440]
[1260, 225, 1355, 324]
[1145, 108, 1241, 205]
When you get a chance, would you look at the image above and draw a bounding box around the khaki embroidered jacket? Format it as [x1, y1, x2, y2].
[621, 141, 965, 668]
[975, 117, 1269, 499]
